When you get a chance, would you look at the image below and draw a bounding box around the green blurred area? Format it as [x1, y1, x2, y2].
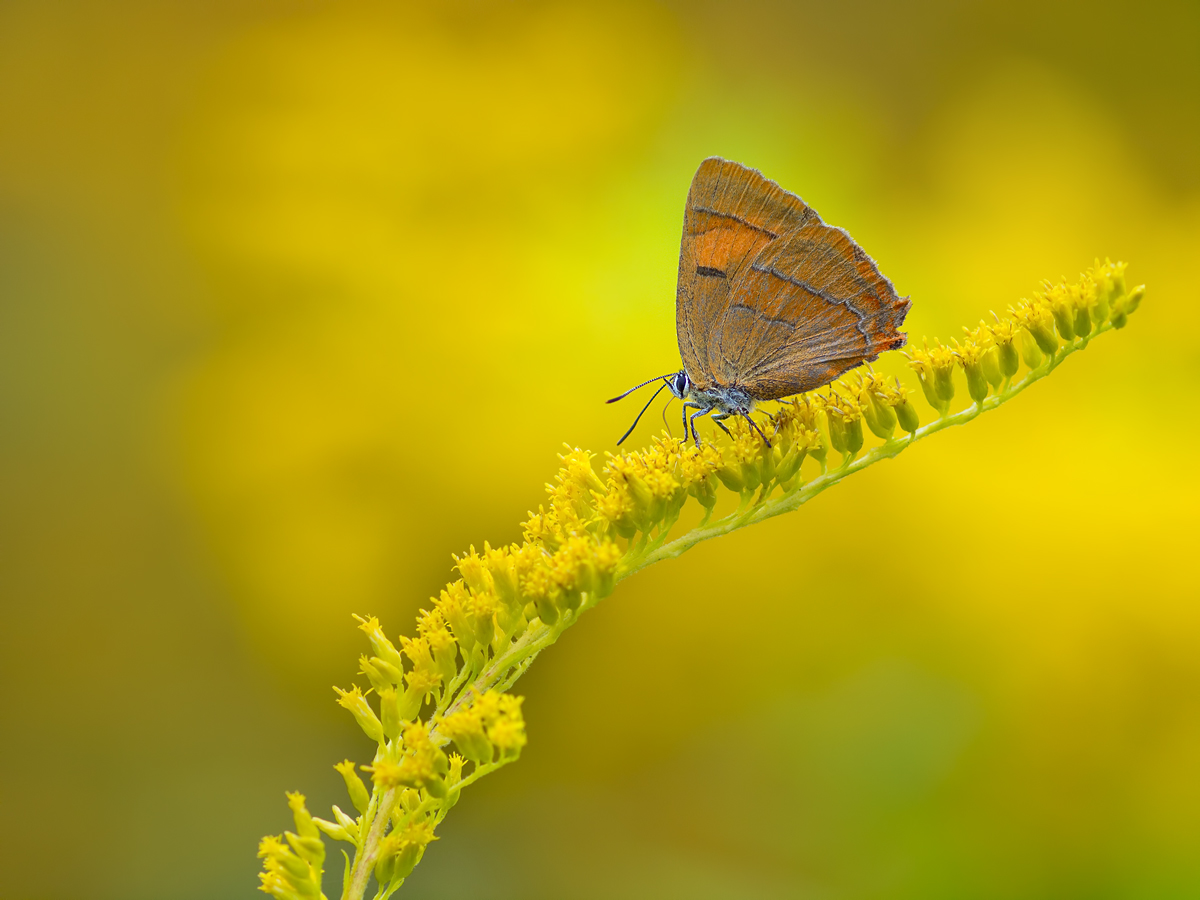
[1, 1, 1198, 897]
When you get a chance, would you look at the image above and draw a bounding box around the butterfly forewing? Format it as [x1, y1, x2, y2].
[676, 158, 819, 390]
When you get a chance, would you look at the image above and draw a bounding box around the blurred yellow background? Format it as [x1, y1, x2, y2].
[1, 1, 1197, 897]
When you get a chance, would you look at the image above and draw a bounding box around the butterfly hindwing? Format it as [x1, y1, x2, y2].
[714, 222, 910, 399]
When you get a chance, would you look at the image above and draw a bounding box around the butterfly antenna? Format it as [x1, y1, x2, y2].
[617, 381, 669, 445]
[606, 373, 677, 404]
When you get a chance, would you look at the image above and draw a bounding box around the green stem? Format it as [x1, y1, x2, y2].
[345, 787, 398, 900]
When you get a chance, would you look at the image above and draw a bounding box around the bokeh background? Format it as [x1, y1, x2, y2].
[2, 1, 1198, 898]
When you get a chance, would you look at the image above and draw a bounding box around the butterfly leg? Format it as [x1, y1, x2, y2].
[686, 404, 715, 447]
[681, 401, 695, 441]
[710, 413, 734, 440]
[739, 410, 772, 449]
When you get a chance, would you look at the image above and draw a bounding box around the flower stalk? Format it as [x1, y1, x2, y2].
[257, 260, 1142, 900]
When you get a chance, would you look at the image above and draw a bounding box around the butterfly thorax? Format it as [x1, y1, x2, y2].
[667, 370, 755, 415]
[690, 384, 755, 415]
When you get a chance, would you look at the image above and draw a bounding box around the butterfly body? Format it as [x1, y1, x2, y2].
[610, 157, 910, 447]
[662, 372, 762, 443]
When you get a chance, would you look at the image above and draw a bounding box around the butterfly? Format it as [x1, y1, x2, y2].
[609, 157, 910, 447]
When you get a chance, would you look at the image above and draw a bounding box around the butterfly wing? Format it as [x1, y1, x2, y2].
[713, 222, 910, 400]
[676, 158, 819, 390]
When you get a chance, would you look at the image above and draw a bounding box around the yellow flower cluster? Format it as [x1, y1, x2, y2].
[438, 689, 527, 764]
[257, 793, 325, 900]
[260, 260, 1142, 900]
[905, 258, 1142, 417]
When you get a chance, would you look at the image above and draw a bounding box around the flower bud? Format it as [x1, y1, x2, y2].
[275, 845, 314, 884]
[906, 351, 943, 413]
[1070, 283, 1093, 338]
[808, 428, 828, 470]
[1110, 284, 1145, 328]
[390, 844, 422, 883]
[482, 544, 521, 610]
[757, 437, 776, 484]
[774, 442, 807, 486]
[378, 687, 403, 740]
[454, 548, 489, 595]
[331, 804, 359, 840]
[334, 686, 385, 744]
[1019, 326, 1043, 369]
[520, 565, 559, 626]
[358, 656, 402, 694]
[312, 817, 352, 844]
[454, 730, 493, 765]
[286, 792, 320, 840]
[999, 340, 1020, 378]
[916, 371, 941, 412]
[954, 342, 989, 405]
[1089, 279, 1109, 323]
[825, 406, 846, 454]
[354, 616, 405, 674]
[398, 788, 421, 815]
[825, 402, 863, 462]
[434, 583, 476, 653]
[400, 667, 440, 720]
[423, 776, 448, 799]
[1024, 305, 1059, 356]
[470, 596, 496, 649]
[334, 761, 371, 814]
[386, 821, 439, 883]
[980, 345, 1003, 388]
[689, 473, 718, 511]
[1095, 258, 1127, 312]
[894, 394, 919, 434]
[861, 387, 897, 440]
[442, 754, 465, 812]
[715, 462, 744, 492]
[738, 457, 762, 494]
[425, 633, 459, 687]
[1050, 296, 1075, 341]
[842, 413, 863, 458]
[906, 345, 953, 414]
[620, 470, 655, 531]
[285, 832, 325, 868]
[931, 348, 956, 406]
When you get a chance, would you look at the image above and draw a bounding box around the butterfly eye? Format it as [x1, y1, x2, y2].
[672, 372, 690, 397]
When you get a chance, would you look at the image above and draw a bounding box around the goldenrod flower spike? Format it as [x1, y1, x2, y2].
[258, 263, 1143, 900]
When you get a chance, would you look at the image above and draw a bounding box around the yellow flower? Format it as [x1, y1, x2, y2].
[904, 341, 955, 414]
[452, 546, 492, 595]
[821, 391, 865, 462]
[353, 614, 404, 673]
[987, 315, 1021, 383]
[1017, 300, 1059, 357]
[951, 338, 989, 405]
[334, 685, 384, 744]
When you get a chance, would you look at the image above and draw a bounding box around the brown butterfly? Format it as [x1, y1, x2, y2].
[609, 157, 910, 447]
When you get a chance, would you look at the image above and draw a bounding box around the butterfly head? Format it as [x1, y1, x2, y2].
[667, 370, 691, 400]
[606, 369, 693, 446]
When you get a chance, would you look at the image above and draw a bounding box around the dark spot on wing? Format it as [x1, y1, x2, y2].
[695, 265, 727, 278]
